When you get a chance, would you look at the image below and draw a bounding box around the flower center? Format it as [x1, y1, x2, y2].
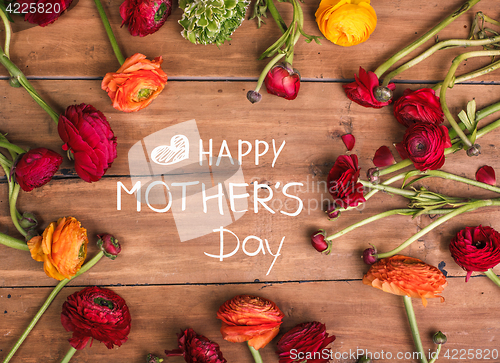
[134, 88, 156, 102]
[78, 244, 86, 259]
[473, 240, 486, 249]
[94, 297, 114, 310]
[155, 3, 167, 22]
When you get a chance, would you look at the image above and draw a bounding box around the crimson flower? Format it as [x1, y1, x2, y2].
[276, 321, 336, 363]
[17, 0, 73, 27]
[165, 328, 227, 363]
[264, 63, 300, 100]
[396, 123, 451, 171]
[449, 225, 500, 281]
[97, 233, 121, 260]
[120, 0, 172, 37]
[58, 103, 117, 182]
[311, 230, 331, 254]
[61, 286, 131, 350]
[393, 88, 444, 127]
[14, 148, 62, 191]
[343, 67, 395, 108]
[327, 155, 365, 209]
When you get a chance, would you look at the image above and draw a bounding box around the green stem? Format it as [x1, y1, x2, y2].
[1, 251, 104, 363]
[60, 346, 77, 363]
[403, 296, 428, 363]
[0, 157, 14, 202]
[0, 8, 11, 59]
[440, 50, 500, 150]
[382, 35, 500, 86]
[9, 184, 26, 237]
[424, 170, 500, 194]
[433, 58, 500, 91]
[0, 231, 29, 251]
[484, 268, 500, 288]
[376, 199, 498, 259]
[246, 342, 263, 363]
[265, 0, 287, 33]
[93, 0, 125, 65]
[325, 208, 453, 241]
[0, 141, 25, 155]
[373, 0, 482, 78]
[428, 345, 443, 363]
[359, 179, 443, 199]
[254, 53, 285, 93]
[476, 101, 500, 121]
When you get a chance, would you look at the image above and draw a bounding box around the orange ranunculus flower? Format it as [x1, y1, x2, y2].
[27, 217, 89, 280]
[101, 53, 168, 113]
[363, 255, 447, 307]
[216, 295, 284, 350]
[315, 0, 377, 47]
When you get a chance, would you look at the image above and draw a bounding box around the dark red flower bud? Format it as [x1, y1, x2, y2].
[58, 103, 117, 183]
[362, 247, 378, 265]
[264, 63, 300, 100]
[276, 321, 336, 363]
[393, 88, 444, 127]
[14, 148, 63, 192]
[466, 144, 481, 157]
[433, 331, 447, 345]
[449, 225, 500, 281]
[343, 67, 395, 108]
[61, 286, 131, 350]
[311, 230, 331, 254]
[17, 0, 73, 27]
[325, 204, 341, 221]
[327, 155, 365, 209]
[165, 328, 227, 363]
[120, 0, 172, 37]
[247, 90, 262, 104]
[97, 234, 121, 260]
[366, 167, 379, 184]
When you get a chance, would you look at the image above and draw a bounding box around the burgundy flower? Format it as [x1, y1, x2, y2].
[14, 148, 62, 192]
[276, 321, 335, 363]
[343, 67, 396, 108]
[327, 155, 365, 209]
[18, 0, 73, 27]
[264, 63, 300, 100]
[165, 328, 227, 363]
[449, 225, 500, 281]
[397, 123, 451, 171]
[120, 0, 172, 37]
[373, 146, 395, 167]
[476, 165, 496, 186]
[58, 103, 117, 183]
[393, 88, 444, 127]
[97, 233, 121, 260]
[311, 230, 331, 254]
[341, 134, 355, 151]
[61, 286, 131, 350]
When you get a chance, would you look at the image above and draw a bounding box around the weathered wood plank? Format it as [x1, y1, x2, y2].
[1, 279, 498, 363]
[1, 0, 499, 81]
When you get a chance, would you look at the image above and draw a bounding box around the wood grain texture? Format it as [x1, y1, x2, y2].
[0, 0, 499, 81]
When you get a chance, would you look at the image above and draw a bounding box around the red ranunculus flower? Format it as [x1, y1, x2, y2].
[165, 328, 227, 363]
[397, 123, 451, 171]
[327, 154, 365, 209]
[18, 0, 73, 27]
[120, 0, 172, 37]
[343, 67, 396, 108]
[264, 63, 300, 100]
[217, 295, 284, 350]
[58, 103, 117, 183]
[393, 88, 444, 127]
[276, 321, 336, 363]
[61, 286, 131, 350]
[449, 225, 500, 282]
[14, 148, 62, 191]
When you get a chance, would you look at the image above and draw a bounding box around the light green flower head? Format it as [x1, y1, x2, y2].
[178, 0, 250, 46]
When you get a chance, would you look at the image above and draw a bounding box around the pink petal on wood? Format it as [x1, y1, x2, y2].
[342, 134, 355, 151]
[373, 146, 396, 167]
[476, 165, 496, 186]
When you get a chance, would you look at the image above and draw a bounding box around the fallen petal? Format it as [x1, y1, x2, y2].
[341, 134, 355, 151]
[476, 165, 496, 186]
[373, 146, 396, 167]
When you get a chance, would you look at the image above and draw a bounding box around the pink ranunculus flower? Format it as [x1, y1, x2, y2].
[393, 88, 444, 127]
[264, 63, 300, 100]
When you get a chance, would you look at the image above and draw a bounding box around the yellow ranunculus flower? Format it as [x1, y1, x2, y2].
[28, 217, 88, 280]
[315, 0, 377, 47]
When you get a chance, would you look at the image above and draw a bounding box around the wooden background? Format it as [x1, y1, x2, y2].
[1, 0, 500, 362]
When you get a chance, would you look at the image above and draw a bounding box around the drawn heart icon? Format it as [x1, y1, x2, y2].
[150, 135, 189, 166]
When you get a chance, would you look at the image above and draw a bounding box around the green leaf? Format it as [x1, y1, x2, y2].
[467, 99, 476, 125]
[457, 109, 474, 132]
[224, 0, 237, 9]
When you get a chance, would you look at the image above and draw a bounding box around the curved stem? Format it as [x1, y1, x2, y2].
[382, 35, 500, 86]
[93, 0, 125, 65]
[60, 346, 77, 363]
[254, 53, 285, 93]
[1, 252, 104, 363]
[376, 199, 498, 259]
[325, 208, 453, 241]
[0, 8, 11, 59]
[373, 0, 482, 78]
[9, 184, 26, 237]
[428, 345, 443, 363]
[484, 268, 500, 288]
[403, 296, 428, 363]
[265, 0, 287, 33]
[246, 342, 263, 363]
[0, 232, 29, 251]
[424, 170, 500, 194]
[433, 58, 500, 91]
[0, 141, 26, 155]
